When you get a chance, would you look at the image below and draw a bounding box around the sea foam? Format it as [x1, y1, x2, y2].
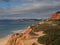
[11, 29, 24, 33]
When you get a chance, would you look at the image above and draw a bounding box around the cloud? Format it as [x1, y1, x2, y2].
[0, 0, 60, 19]
[0, 0, 34, 2]
[0, 0, 60, 2]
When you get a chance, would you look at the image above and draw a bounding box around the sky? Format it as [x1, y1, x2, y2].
[0, 2, 28, 7]
[0, 0, 60, 19]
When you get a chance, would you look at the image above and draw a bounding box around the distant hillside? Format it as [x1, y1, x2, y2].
[6, 11, 60, 45]
[0, 19, 42, 22]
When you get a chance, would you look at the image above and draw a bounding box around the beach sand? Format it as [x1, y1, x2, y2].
[0, 36, 9, 45]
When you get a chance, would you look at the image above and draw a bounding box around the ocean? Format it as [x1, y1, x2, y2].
[0, 20, 39, 38]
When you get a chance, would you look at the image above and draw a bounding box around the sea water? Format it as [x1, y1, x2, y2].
[0, 20, 39, 38]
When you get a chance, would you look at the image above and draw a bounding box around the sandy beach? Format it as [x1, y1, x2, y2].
[0, 36, 10, 45]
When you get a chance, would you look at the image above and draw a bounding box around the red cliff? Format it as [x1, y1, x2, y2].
[6, 26, 44, 45]
[50, 11, 60, 20]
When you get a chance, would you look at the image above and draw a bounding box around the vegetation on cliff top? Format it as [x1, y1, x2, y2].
[37, 19, 60, 45]
[28, 18, 60, 45]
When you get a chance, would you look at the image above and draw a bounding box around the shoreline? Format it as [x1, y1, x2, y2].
[0, 36, 10, 45]
[0, 29, 24, 45]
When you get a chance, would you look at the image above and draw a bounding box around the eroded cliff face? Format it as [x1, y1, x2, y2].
[6, 26, 44, 45]
[6, 26, 31, 45]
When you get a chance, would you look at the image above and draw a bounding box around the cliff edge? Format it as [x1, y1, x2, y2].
[6, 11, 60, 45]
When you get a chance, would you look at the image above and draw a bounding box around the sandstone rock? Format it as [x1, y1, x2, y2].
[6, 25, 44, 45]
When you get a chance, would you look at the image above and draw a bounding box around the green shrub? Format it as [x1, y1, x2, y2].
[37, 19, 60, 45]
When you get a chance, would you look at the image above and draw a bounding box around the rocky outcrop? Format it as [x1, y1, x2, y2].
[6, 26, 32, 45]
[6, 26, 44, 45]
